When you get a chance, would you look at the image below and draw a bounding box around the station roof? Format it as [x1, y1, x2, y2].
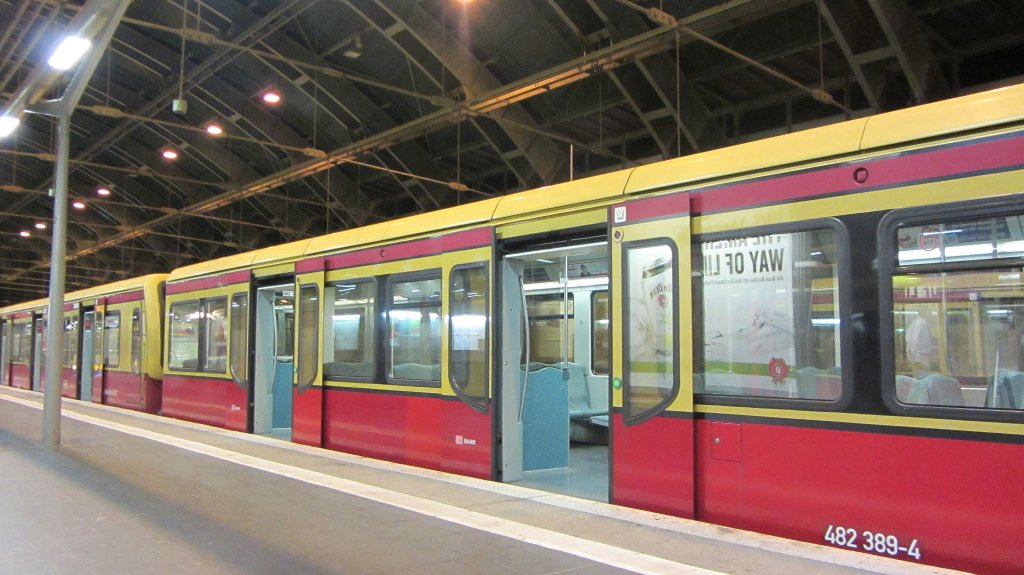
[1, 0, 1022, 304]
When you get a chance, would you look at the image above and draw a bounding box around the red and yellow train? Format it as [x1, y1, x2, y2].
[3, 84, 1023, 574]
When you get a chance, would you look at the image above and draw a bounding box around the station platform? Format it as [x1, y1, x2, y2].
[0, 387, 967, 575]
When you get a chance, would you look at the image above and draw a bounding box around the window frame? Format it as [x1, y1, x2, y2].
[296, 283, 320, 391]
[622, 238, 680, 424]
[692, 217, 853, 411]
[448, 263, 489, 412]
[229, 293, 249, 387]
[323, 278, 377, 383]
[878, 199, 1024, 423]
[385, 269, 442, 388]
[201, 297, 228, 374]
[130, 307, 142, 375]
[104, 310, 122, 369]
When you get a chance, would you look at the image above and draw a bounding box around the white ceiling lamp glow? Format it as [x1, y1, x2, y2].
[0, 115, 19, 138]
[19, 230, 30, 238]
[47, 36, 92, 70]
[205, 123, 224, 136]
[96, 186, 111, 196]
[261, 90, 282, 105]
[161, 148, 179, 160]
[72, 200, 86, 210]
[35, 222, 47, 230]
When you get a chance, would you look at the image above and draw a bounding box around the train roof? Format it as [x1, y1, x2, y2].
[162, 83, 1023, 284]
[0, 274, 168, 316]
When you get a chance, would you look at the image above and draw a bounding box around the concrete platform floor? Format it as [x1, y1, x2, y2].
[0, 387, 966, 575]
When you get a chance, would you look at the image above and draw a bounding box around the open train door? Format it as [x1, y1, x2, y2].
[292, 264, 325, 447]
[92, 300, 106, 403]
[609, 192, 695, 517]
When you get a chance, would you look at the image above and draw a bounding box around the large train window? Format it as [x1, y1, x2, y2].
[11, 321, 30, 363]
[63, 316, 79, 370]
[324, 279, 375, 381]
[695, 224, 844, 403]
[229, 294, 248, 385]
[130, 308, 142, 375]
[387, 272, 441, 386]
[883, 209, 1024, 419]
[168, 302, 199, 370]
[104, 311, 121, 368]
[449, 264, 488, 409]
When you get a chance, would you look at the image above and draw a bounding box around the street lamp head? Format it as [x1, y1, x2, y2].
[48, 36, 92, 70]
[0, 115, 19, 138]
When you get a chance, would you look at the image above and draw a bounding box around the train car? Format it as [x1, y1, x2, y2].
[0, 275, 167, 412]
[3, 85, 1020, 574]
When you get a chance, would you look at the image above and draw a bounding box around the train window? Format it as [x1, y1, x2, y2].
[93, 311, 103, 373]
[886, 211, 1024, 416]
[104, 311, 122, 368]
[230, 294, 248, 385]
[592, 291, 609, 375]
[130, 308, 142, 375]
[449, 264, 488, 409]
[63, 317, 79, 370]
[387, 273, 441, 385]
[525, 293, 575, 364]
[297, 284, 320, 389]
[697, 227, 843, 402]
[167, 302, 199, 370]
[202, 298, 228, 373]
[11, 322, 28, 363]
[324, 280, 375, 380]
[624, 242, 677, 421]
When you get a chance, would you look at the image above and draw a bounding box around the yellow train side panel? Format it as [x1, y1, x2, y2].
[861, 83, 1024, 150]
[383, 198, 500, 242]
[491, 171, 631, 220]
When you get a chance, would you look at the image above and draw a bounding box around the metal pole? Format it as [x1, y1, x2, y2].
[42, 112, 70, 448]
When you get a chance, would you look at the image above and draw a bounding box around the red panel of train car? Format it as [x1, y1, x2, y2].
[323, 389, 491, 478]
[695, 419, 1023, 574]
[612, 412, 694, 517]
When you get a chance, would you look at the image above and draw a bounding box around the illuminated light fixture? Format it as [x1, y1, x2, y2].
[0, 115, 18, 138]
[35, 222, 47, 230]
[96, 186, 111, 196]
[72, 200, 86, 210]
[205, 123, 224, 136]
[47, 36, 92, 70]
[161, 148, 179, 160]
[342, 35, 363, 59]
[19, 230, 30, 238]
[261, 90, 282, 105]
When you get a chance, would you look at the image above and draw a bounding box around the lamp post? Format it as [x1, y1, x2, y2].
[0, 0, 134, 448]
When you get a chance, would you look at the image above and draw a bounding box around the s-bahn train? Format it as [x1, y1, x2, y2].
[2, 84, 1023, 574]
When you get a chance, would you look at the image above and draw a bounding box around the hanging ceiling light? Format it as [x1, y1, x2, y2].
[96, 186, 111, 196]
[205, 123, 224, 136]
[0, 115, 19, 138]
[19, 230, 30, 238]
[35, 222, 47, 230]
[161, 148, 179, 160]
[72, 200, 86, 210]
[261, 90, 282, 105]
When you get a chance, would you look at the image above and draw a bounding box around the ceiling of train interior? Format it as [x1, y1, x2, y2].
[0, 0, 1022, 304]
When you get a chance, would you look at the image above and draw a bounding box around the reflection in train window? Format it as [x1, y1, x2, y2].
[202, 298, 227, 373]
[449, 265, 488, 407]
[697, 227, 842, 401]
[168, 302, 198, 370]
[229, 294, 248, 384]
[891, 213, 1024, 412]
[387, 273, 441, 384]
[11, 321, 31, 364]
[63, 316, 79, 370]
[625, 243, 676, 420]
[324, 280, 375, 380]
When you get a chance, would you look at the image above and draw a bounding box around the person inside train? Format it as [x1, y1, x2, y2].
[906, 310, 937, 377]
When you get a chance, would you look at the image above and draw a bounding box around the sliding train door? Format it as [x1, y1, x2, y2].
[609, 192, 695, 517]
[253, 282, 295, 439]
[292, 267, 325, 447]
